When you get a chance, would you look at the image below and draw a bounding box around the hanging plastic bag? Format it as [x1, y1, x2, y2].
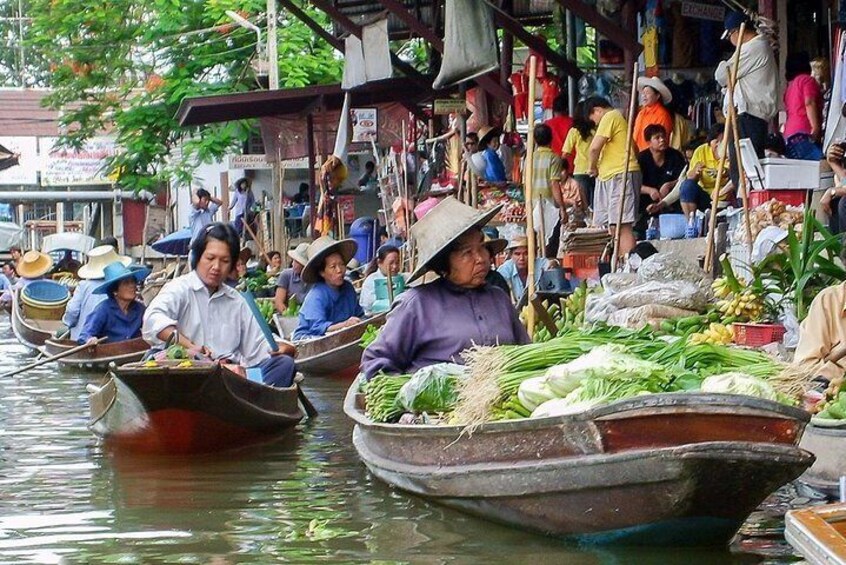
[433, 0, 498, 89]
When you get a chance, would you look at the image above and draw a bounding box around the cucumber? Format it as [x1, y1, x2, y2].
[660, 320, 675, 333]
[676, 315, 706, 330]
[722, 316, 738, 325]
[707, 311, 721, 322]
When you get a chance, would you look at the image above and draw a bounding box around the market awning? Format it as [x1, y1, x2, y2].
[176, 76, 439, 127]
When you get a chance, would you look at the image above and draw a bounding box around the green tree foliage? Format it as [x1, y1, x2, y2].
[27, 0, 342, 192]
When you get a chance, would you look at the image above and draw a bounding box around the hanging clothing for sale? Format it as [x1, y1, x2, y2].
[342, 36, 367, 89]
[523, 50, 548, 79]
[433, 0, 498, 90]
[541, 78, 560, 110]
[511, 72, 528, 120]
[642, 27, 659, 72]
[362, 19, 391, 82]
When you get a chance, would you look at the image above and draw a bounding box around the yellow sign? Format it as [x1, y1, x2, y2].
[434, 98, 467, 115]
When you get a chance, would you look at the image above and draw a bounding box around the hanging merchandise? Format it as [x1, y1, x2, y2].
[541, 77, 560, 110]
[642, 26, 659, 74]
[342, 36, 367, 90]
[824, 31, 846, 150]
[317, 94, 352, 236]
[523, 50, 548, 80]
[511, 72, 528, 120]
[362, 19, 392, 83]
[433, 0, 498, 90]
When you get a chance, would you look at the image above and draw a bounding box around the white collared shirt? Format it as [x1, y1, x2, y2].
[142, 271, 270, 366]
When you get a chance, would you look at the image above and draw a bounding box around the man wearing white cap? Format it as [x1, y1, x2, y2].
[62, 245, 132, 341]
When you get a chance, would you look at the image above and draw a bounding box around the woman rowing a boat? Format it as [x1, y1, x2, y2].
[292, 236, 365, 340]
[79, 262, 149, 345]
[361, 197, 530, 380]
[142, 223, 296, 388]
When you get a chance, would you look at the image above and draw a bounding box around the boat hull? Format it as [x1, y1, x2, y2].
[295, 314, 385, 378]
[345, 387, 813, 545]
[10, 290, 64, 351]
[786, 503, 846, 565]
[89, 362, 303, 454]
[42, 337, 148, 370]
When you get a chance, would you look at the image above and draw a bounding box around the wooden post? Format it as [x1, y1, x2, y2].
[524, 55, 539, 338]
[220, 171, 230, 222]
[307, 113, 317, 239]
[705, 24, 747, 271]
[610, 62, 640, 269]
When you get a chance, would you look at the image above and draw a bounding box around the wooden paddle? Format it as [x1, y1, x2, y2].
[241, 289, 317, 418]
[3, 337, 107, 378]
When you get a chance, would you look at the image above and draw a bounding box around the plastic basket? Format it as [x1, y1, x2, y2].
[748, 190, 807, 208]
[732, 323, 786, 347]
[562, 252, 600, 280]
[658, 213, 687, 240]
[22, 299, 68, 320]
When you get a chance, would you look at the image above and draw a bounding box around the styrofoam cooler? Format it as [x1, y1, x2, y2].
[740, 139, 821, 189]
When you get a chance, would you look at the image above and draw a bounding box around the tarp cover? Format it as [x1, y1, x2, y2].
[433, 0, 499, 90]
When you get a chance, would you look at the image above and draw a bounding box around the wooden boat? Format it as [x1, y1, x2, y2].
[786, 503, 846, 564]
[89, 360, 303, 454]
[41, 337, 149, 370]
[798, 423, 846, 496]
[10, 289, 64, 351]
[295, 313, 386, 378]
[345, 387, 813, 545]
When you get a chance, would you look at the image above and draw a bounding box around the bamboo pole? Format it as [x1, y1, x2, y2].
[610, 62, 640, 270]
[524, 55, 539, 338]
[722, 26, 754, 255]
[704, 24, 747, 271]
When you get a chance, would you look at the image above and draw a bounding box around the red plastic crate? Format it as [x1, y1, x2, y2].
[562, 252, 600, 280]
[732, 323, 786, 347]
[747, 190, 807, 208]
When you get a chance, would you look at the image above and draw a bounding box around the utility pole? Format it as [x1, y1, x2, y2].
[267, 0, 278, 90]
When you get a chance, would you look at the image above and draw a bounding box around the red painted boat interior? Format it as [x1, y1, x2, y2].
[598, 414, 801, 452]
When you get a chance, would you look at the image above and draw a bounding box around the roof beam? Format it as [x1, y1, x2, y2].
[377, 0, 512, 102]
[553, 0, 642, 56]
[279, 0, 343, 51]
[308, 0, 362, 36]
[482, 0, 582, 79]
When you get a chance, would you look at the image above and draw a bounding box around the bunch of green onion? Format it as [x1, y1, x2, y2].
[365, 374, 411, 423]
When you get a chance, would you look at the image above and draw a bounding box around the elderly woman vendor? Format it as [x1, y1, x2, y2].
[292, 236, 365, 339]
[361, 197, 530, 380]
[78, 261, 149, 345]
[143, 223, 296, 388]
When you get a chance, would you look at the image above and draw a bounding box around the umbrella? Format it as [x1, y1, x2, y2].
[151, 228, 192, 256]
[0, 142, 19, 173]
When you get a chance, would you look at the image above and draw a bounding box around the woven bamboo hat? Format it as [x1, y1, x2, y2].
[300, 236, 358, 284]
[506, 235, 530, 250]
[408, 196, 503, 281]
[17, 250, 53, 279]
[478, 125, 501, 148]
[77, 245, 132, 280]
[286, 242, 309, 267]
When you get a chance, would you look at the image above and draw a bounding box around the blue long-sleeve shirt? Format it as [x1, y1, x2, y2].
[78, 297, 146, 344]
[483, 147, 507, 182]
[293, 281, 364, 339]
[63, 279, 107, 341]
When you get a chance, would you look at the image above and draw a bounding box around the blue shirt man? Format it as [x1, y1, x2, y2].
[189, 188, 222, 244]
[483, 147, 507, 182]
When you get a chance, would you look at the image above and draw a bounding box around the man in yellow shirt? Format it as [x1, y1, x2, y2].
[679, 124, 733, 222]
[586, 96, 641, 256]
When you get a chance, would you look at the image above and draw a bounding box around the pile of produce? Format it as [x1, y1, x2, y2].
[255, 298, 277, 329]
[363, 374, 411, 422]
[359, 324, 382, 349]
[281, 296, 301, 318]
[732, 199, 803, 244]
[363, 364, 465, 423]
[521, 282, 590, 342]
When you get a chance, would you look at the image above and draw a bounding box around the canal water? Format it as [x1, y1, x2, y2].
[0, 317, 806, 564]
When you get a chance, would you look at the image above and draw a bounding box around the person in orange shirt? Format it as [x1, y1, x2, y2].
[633, 77, 674, 152]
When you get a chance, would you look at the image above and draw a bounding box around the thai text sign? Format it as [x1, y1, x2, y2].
[681, 1, 725, 22]
[41, 137, 117, 186]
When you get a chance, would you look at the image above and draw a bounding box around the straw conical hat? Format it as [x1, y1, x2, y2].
[300, 236, 358, 284]
[17, 250, 53, 279]
[77, 245, 132, 280]
[287, 242, 309, 267]
[408, 196, 502, 281]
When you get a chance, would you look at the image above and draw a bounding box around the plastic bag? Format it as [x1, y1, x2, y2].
[780, 304, 801, 349]
[397, 363, 467, 413]
[601, 272, 640, 293]
[609, 280, 710, 312]
[607, 305, 700, 330]
[637, 253, 709, 285]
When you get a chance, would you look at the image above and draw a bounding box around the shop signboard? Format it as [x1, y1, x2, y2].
[229, 154, 272, 170]
[40, 137, 117, 186]
[434, 98, 467, 115]
[681, 1, 725, 22]
[351, 108, 378, 143]
[0, 137, 37, 185]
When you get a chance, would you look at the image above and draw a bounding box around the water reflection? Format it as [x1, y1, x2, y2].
[0, 318, 789, 563]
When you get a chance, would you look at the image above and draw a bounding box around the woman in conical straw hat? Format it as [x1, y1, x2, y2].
[361, 197, 529, 381]
[292, 236, 364, 340]
[63, 245, 132, 341]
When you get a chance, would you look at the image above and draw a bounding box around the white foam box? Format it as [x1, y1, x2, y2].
[759, 158, 821, 189]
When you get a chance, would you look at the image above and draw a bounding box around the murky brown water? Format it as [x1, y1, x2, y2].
[0, 317, 802, 564]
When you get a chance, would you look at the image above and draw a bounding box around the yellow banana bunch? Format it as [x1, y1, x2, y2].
[711, 277, 732, 299]
[688, 323, 734, 346]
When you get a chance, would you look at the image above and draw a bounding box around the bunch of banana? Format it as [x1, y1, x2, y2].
[716, 289, 764, 322]
[711, 277, 733, 299]
[688, 323, 734, 345]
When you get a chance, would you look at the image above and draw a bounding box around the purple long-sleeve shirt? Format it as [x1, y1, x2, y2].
[361, 278, 530, 380]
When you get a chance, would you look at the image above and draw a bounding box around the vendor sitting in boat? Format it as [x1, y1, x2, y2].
[274, 242, 310, 313]
[143, 223, 296, 388]
[78, 261, 149, 345]
[361, 197, 530, 380]
[64, 245, 131, 342]
[795, 281, 846, 382]
[14, 251, 53, 289]
[292, 237, 365, 340]
[360, 244, 402, 315]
